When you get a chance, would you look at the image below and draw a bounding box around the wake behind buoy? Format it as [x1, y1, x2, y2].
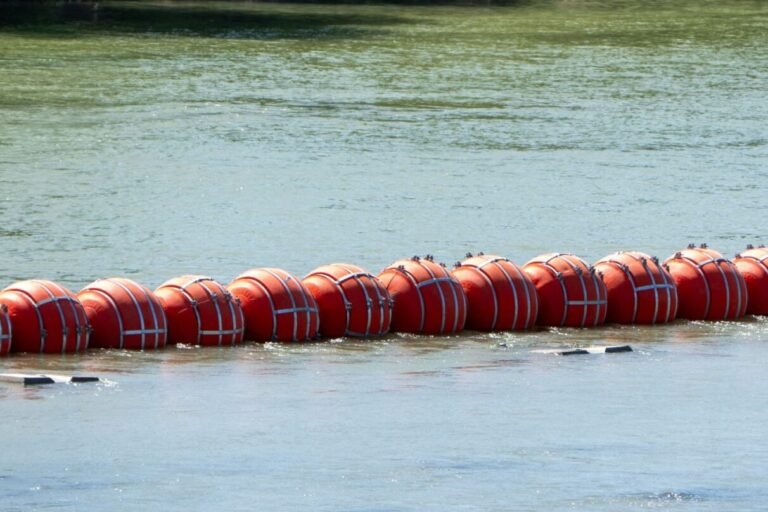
[664, 245, 747, 320]
[155, 276, 245, 346]
[377, 256, 467, 335]
[733, 245, 768, 316]
[594, 251, 678, 324]
[78, 278, 167, 350]
[452, 253, 538, 331]
[228, 268, 320, 342]
[0, 280, 89, 353]
[522, 253, 607, 327]
[0, 304, 11, 356]
[303, 263, 392, 338]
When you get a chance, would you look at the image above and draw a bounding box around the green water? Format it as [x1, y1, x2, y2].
[1, 2, 768, 510]
[1, 0, 766, 286]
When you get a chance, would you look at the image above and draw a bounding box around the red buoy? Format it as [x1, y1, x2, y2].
[303, 263, 392, 338]
[228, 268, 319, 342]
[522, 253, 607, 327]
[734, 245, 768, 315]
[155, 275, 245, 346]
[0, 304, 11, 356]
[664, 245, 747, 320]
[452, 253, 538, 331]
[78, 278, 167, 350]
[377, 256, 467, 335]
[0, 280, 89, 353]
[594, 251, 678, 324]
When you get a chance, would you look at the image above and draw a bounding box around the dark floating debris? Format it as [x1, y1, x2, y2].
[0, 373, 101, 386]
[533, 345, 633, 356]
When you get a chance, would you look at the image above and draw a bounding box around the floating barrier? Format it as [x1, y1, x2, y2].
[0, 280, 89, 353]
[734, 245, 768, 316]
[377, 256, 467, 335]
[303, 263, 392, 338]
[594, 251, 678, 324]
[0, 305, 10, 356]
[0, 244, 764, 357]
[522, 253, 607, 327]
[664, 245, 747, 321]
[452, 253, 538, 331]
[228, 268, 319, 342]
[156, 276, 245, 346]
[78, 278, 167, 350]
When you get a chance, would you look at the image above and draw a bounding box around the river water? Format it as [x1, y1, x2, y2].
[1, 1, 767, 510]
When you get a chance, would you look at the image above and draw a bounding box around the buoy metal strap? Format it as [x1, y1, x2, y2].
[602, 259, 641, 323]
[37, 281, 72, 353]
[710, 258, 742, 319]
[676, 255, 713, 319]
[263, 269, 299, 341]
[169, 284, 203, 344]
[470, 264, 500, 331]
[263, 269, 318, 341]
[602, 254, 674, 324]
[541, 254, 606, 327]
[506, 261, 534, 329]
[341, 268, 376, 337]
[13, 289, 47, 352]
[391, 265, 427, 332]
[134, 281, 166, 350]
[491, 257, 535, 328]
[0, 306, 12, 349]
[109, 279, 164, 350]
[417, 262, 448, 333]
[264, 269, 317, 341]
[535, 257, 571, 326]
[174, 276, 244, 344]
[37, 280, 88, 353]
[244, 277, 279, 340]
[343, 265, 390, 336]
[586, 266, 606, 327]
[314, 266, 385, 337]
[193, 279, 225, 346]
[559, 255, 591, 327]
[88, 288, 127, 349]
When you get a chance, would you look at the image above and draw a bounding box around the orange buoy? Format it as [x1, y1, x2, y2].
[734, 245, 768, 315]
[228, 268, 319, 342]
[0, 280, 89, 353]
[522, 253, 607, 327]
[155, 275, 245, 346]
[0, 304, 11, 356]
[78, 278, 167, 350]
[594, 251, 678, 324]
[663, 244, 747, 320]
[377, 256, 467, 335]
[452, 253, 538, 331]
[303, 263, 392, 338]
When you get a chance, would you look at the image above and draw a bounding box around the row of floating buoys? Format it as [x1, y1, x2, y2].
[0, 244, 766, 355]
